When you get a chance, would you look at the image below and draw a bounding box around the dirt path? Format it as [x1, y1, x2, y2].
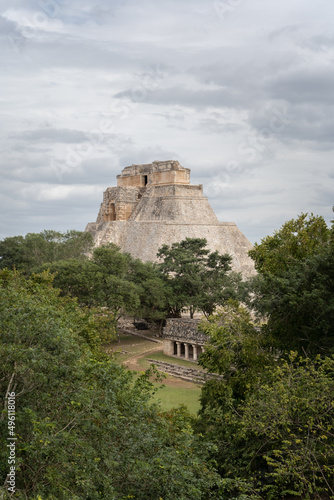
[123, 343, 162, 371]
[122, 343, 200, 389]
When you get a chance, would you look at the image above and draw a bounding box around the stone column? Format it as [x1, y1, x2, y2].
[176, 342, 181, 357]
[184, 343, 189, 360]
[163, 339, 174, 356]
[192, 344, 198, 362]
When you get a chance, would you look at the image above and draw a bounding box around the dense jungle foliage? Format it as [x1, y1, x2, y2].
[0, 212, 333, 499]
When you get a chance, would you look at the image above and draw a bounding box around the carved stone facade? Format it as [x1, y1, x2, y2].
[85, 160, 256, 277]
[162, 318, 207, 362]
[95, 160, 189, 223]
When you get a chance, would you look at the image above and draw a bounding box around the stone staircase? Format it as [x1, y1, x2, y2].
[127, 187, 150, 220]
[146, 359, 223, 385]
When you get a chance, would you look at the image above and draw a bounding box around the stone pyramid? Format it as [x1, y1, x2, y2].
[85, 160, 255, 277]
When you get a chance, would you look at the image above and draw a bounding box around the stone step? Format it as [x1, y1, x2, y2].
[146, 359, 223, 385]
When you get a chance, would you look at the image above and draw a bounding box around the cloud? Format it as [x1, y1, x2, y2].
[0, 0, 334, 243]
[10, 128, 95, 143]
[268, 68, 334, 104]
[0, 14, 18, 35]
[115, 85, 251, 110]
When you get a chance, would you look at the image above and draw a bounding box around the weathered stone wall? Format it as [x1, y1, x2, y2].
[149, 169, 189, 186]
[162, 318, 207, 344]
[128, 184, 218, 224]
[116, 160, 190, 188]
[116, 174, 146, 188]
[96, 186, 145, 223]
[85, 219, 256, 277]
[119, 160, 187, 177]
[85, 221, 127, 248]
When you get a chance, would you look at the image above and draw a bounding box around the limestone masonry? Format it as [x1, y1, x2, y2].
[162, 318, 206, 361]
[85, 160, 255, 276]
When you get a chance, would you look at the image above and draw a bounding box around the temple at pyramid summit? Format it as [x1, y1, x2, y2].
[85, 160, 255, 277]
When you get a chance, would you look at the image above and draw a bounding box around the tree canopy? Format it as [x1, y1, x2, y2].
[248, 213, 334, 356]
[157, 237, 242, 318]
[198, 301, 273, 406]
[2, 215, 334, 500]
[0, 269, 223, 499]
[44, 244, 170, 325]
[194, 213, 334, 499]
[0, 230, 93, 272]
[248, 213, 331, 275]
[197, 346, 334, 499]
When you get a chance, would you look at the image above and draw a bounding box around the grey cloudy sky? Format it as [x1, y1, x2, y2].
[1, 0, 333, 244]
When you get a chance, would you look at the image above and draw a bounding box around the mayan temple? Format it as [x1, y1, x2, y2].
[85, 160, 255, 277]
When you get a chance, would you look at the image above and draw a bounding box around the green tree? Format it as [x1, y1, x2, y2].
[248, 213, 330, 275]
[199, 355, 334, 500]
[199, 252, 243, 317]
[248, 213, 334, 355]
[195, 302, 274, 498]
[238, 354, 334, 499]
[0, 269, 225, 499]
[0, 235, 25, 270]
[43, 244, 172, 330]
[198, 301, 272, 407]
[196, 304, 334, 499]
[127, 258, 171, 324]
[44, 245, 142, 326]
[0, 230, 93, 272]
[157, 238, 241, 318]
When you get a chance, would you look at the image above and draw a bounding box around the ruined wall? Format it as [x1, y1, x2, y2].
[116, 160, 190, 188]
[96, 186, 145, 223]
[162, 318, 207, 344]
[119, 160, 188, 177]
[96, 160, 192, 222]
[117, 169, 190, 188]
[116, 175, 146, 188]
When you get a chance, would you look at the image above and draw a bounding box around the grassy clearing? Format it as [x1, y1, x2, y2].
[107, 332, 203, 413]
[106, 333, 157, 364]
[152, 383, 202, 414]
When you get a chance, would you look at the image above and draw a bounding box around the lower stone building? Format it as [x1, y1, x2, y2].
[162, 318, 207, 362]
